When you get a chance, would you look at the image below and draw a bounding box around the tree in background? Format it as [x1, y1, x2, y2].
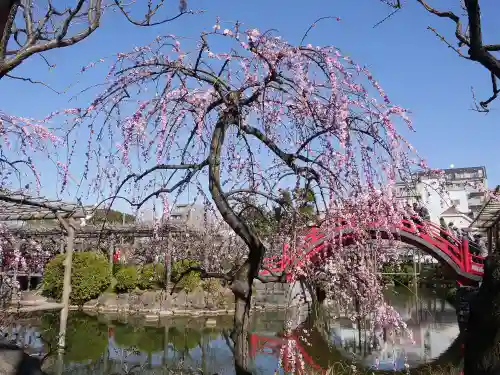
[90, 208, 135, 224]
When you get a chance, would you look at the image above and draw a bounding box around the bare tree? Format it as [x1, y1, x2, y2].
[0, 0, 193, 79]
[380, 0, 499, 111]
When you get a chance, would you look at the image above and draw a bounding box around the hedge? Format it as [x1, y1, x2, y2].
[171, 259, 201, 293]
[42, 251, 111, 305]
[115, 266, 138, 293]
[381, 262, 415, 286]
[137, 263, 165, 290]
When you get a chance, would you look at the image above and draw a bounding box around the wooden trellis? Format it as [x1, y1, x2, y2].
[0, 190, 94, 352]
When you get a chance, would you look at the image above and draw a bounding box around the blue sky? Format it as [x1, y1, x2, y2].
[2, 0, 499, 212]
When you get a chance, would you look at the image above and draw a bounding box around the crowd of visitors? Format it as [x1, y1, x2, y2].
[438, 217, 488, 257]
[405, 201, 488, 258]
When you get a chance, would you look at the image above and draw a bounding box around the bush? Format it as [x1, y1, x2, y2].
[42, 251, 111, 305]
[171, 259, 201, 293]
[113, 262, 124, 276]
[381, 262, 414, 286]
[137, 263, 165, 290]
[202, 278, 221, 294]
[115, 266, 138, 293]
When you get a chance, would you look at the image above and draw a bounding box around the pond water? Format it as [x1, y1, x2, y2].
[3, 288, 460, 374]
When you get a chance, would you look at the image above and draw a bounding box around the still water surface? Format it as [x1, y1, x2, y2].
[3, 288, 459, 374]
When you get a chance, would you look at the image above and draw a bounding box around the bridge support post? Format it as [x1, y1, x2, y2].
[462, 239, 471, 273]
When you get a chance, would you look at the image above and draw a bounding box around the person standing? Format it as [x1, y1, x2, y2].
[420, 206, 430, 221]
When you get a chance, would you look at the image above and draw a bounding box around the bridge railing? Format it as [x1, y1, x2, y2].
[399, 219, 465, 268]
[260, 218, 485, 278]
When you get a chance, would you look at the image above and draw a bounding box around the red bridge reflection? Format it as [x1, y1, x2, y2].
[250, 333, 325, 374]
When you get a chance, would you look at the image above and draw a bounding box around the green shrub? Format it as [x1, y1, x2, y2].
[137, 263, 165, 290]
[115, 266, 138, 293]
[171, 259, 201, 293]
[381, 262, 414, 286]
[202, 278, 221, 294]
[42, 251, 111, 305]
[113, 262, 124, 276]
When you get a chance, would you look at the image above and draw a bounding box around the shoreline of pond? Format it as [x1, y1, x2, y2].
[14, 283, 459, 322]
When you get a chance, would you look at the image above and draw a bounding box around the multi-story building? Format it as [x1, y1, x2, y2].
[168, 203, 207, 230]
[395, 166, 488, 228]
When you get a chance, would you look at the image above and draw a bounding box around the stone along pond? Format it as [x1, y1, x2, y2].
[4, 288, 460, 374]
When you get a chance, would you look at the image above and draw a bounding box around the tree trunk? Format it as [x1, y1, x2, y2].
[231, 262, 253, 375]
[0, 1, 16, 42]
[464, 251, 500, 375]
[208, 110, 265, 375]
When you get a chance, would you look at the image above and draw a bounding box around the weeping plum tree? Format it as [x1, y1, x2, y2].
[31, 22, 426, 373]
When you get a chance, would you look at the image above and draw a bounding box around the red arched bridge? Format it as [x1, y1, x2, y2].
[259, 218, 485, 285]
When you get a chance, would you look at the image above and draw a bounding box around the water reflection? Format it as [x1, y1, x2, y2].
[326, 288, 459, 370]
[1, 288, 459, 374]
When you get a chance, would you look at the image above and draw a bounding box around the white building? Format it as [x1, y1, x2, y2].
[396, 166, 488, 229]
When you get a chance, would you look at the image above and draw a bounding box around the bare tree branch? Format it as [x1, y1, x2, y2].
[379, 0, 500, 110]
[0, 0, 195, 78]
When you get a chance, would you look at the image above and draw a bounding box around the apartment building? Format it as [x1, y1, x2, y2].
[395, 166, 488, 227]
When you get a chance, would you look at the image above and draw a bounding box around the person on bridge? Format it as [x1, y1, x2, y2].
[474, 234, 488, 257]
[419, 205, 430, 221]
[439, 217, 450, 241]
[412, 202, 423, 225]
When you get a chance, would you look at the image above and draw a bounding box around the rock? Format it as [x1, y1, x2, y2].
[139, 291, 159, 309]
[0, 341, 46, 374]
[187, 287, 206, 309]
[205, 319, 217, 327]
[97, 293, 119, 307]
[19, 292, 47, 307]
[83, 299, 98, 309]
[172, 291, 188, 308]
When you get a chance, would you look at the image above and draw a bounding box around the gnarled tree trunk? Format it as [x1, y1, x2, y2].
[231, 262, 253, 375]
[208, 108, 266, 375]
[464, 251, 500, 375]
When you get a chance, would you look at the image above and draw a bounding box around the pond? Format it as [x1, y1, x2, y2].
[3, 288, 460, 374]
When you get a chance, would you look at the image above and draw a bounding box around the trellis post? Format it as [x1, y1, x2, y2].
[108, 236, 115, 276]
[56, 215, 76, 352]
[12, 241, 21, 303]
